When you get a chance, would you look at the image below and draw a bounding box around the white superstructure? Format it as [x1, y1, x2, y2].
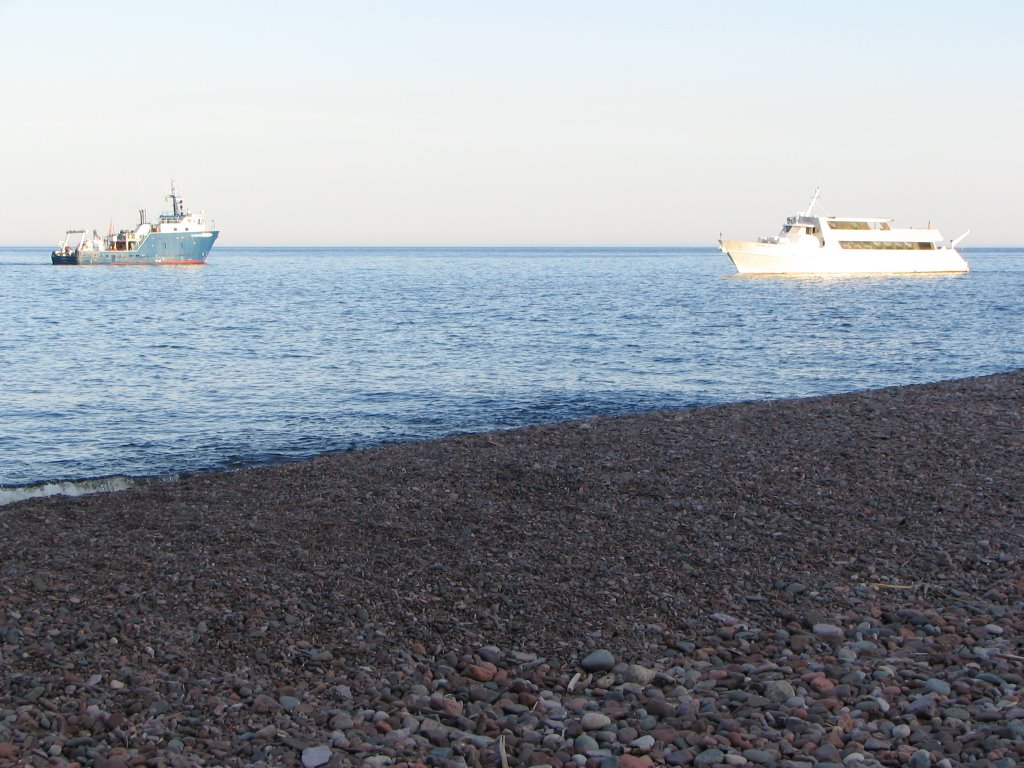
[719, 188, 970, 275]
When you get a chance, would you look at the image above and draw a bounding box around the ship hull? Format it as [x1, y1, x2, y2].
[720, 240, 969, 275]
[52, 231, 219, 265]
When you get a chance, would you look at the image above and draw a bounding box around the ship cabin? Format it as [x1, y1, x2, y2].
[764, 214, 941, 251]
[155, 184, 215, 234]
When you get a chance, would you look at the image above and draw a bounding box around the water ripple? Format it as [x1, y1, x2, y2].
[1, 246, 1021, 495]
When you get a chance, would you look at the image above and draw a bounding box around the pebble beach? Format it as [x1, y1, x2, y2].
[1, 371, 1022, 768]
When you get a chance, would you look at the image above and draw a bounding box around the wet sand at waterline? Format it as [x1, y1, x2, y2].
[2, 371, 1022, 767]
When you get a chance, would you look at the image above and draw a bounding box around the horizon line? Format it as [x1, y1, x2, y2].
[2, 243, 1020, 250]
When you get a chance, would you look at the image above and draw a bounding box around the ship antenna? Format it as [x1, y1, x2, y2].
[805, 186, 822, 216]
[169, 179, 181, 218]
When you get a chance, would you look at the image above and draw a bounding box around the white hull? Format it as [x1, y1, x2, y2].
[721, 240, 969, 274]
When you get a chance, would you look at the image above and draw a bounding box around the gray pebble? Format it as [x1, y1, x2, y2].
[695, 748, 726, 766]
[765, 680, 796, 702]
[301, 745, 333, 768]
[905, 693, 937, 716]
[630, 734, 656, 751]
[479, 645, 504, 663]
[581, 649, 616, 672]
[623, 664, 656, 685]
[279, 695, 301, 711]
[812, 623, 846, 642]
[581, 712, 612, 730]
[743, 749, 779, 765]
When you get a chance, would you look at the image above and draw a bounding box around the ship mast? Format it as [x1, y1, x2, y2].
[805, 186, 822, 216]
[168, 180, 182, 219]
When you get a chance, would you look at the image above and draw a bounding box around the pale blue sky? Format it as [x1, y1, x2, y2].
[1, 0, 1021, 245]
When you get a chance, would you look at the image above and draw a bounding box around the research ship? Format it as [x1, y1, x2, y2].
[719, 188, 969, 275]
[52, 183, 218, 265]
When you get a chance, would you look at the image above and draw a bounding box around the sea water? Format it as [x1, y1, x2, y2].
[1, 246, 1021, 500]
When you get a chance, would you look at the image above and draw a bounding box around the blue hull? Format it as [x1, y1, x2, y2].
[52, 231, 219, 265]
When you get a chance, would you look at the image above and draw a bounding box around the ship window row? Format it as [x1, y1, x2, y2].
[828, 221, 892, 231]
[838, 241, 936, 250]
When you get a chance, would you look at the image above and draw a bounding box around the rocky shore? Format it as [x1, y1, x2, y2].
[2, 371, 1022, 768]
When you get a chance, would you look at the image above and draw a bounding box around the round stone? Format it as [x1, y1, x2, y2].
[479, 645, 504, 663]
[695, 748, 726, 767]
[812, 623, 846, 642]
[581, 649, 616, 673]
[581, 712, 612, 730]
[623, 664, 656, 685]
[765, 680, 796, 702]
[301, 745, 332, 768]
[631, 734, 656, 751]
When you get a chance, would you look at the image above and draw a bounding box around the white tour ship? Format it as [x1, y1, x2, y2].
[719, 188, 970, 275]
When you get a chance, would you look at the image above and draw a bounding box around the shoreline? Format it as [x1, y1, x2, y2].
[2, 370, 1022, 766]
[2, 369, 1017, 507]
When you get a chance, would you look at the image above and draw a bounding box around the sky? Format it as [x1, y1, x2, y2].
[1, 0, 1022, 246]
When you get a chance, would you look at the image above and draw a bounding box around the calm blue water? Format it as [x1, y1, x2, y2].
[1, 246, 1022, 498]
